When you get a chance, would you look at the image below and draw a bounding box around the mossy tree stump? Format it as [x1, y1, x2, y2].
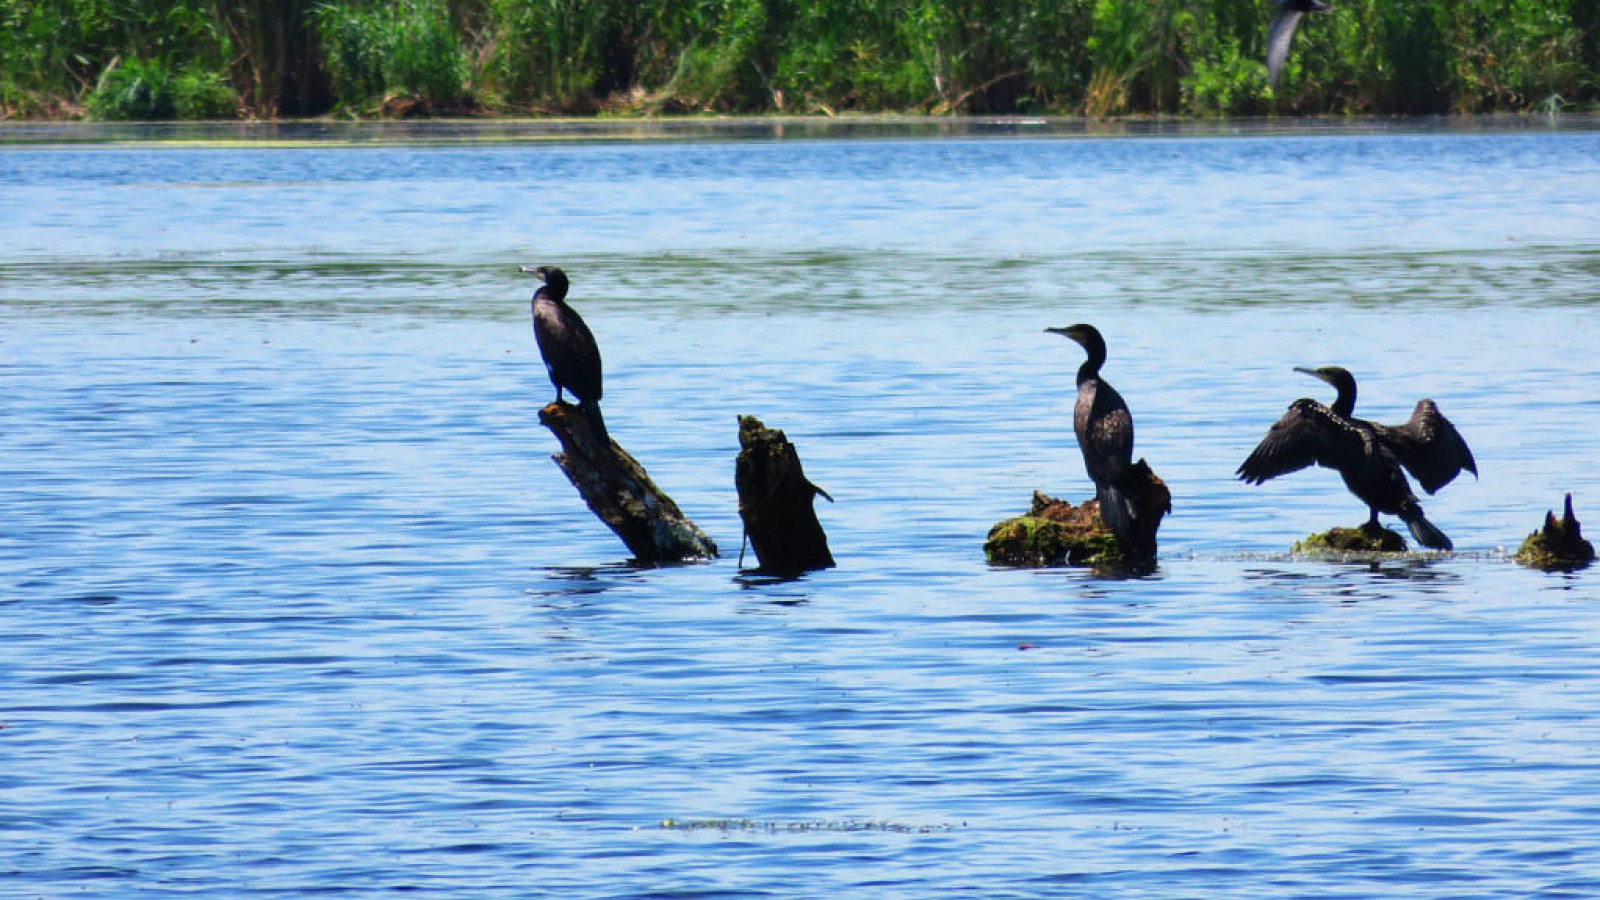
[735, 416, 834, 574]
[1515, 494, 1594, 571]
[985, 460, 1169, 571]
[1293, 522, 1409, 553]
[1113, 459, 1171, 562]
[538, 401, 718, 564]
[985, 491, 1146, 571]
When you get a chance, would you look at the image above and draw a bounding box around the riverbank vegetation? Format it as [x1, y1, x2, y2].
[3, 0, 1596, 119]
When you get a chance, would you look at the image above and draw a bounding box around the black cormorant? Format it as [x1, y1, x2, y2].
[1266, 0, 1333, 88]
[1047, 323, 1140, 545]
[524, 265, 609, 446]
[1237, 366, 1477, 550]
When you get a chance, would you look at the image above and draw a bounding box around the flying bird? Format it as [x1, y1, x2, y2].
[1267, 0, 1333, 88]
[1237, 366, 1476, 550]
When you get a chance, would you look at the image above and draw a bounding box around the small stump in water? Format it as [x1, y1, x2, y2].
[1515, 494, 1594, 572]
[984, 491, 1130, 569]
[538, 401, 718, 564]
[1294, 522, 1408, 554]
[734, 415, 834, 574]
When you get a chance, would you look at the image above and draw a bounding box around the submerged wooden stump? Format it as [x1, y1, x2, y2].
[538, 401, 718, 564]
[985, 462, 1170, 571]
[1115, 459, 1171, 562]
[1515, 493, 1594, 571]
[985, 492, 1122, 568]
[735, 416, 834, 574]
[1294, 522, 1409, 554]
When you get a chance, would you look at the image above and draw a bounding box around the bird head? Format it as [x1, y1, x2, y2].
[519, 264, 569, 299]
[1045, 323, 1108, 357]
[1293, 365, 1353, 387]
[1046, 323, 1109, 372]
[1293, 365, 1358, 414]
[1044, 323, 1099, 349]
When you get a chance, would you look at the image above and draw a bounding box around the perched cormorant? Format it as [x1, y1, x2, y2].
[1047, 323, 1140, 545]
[1266, 0, 1333, 88]
[1237, 366, 1477, 550]
[524, 264, 609, 446]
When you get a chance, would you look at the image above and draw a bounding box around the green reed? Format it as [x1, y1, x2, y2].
[2, 0, 1595, 119]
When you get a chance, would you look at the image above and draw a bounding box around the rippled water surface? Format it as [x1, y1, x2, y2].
[4, 119, 1600, 896]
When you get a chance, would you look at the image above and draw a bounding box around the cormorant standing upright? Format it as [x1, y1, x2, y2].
[1237, 366, 1477, 550]
[1047, 323, 1140, 545]
[1266, 0, 1333, 88]
[524, 265, 609, 446]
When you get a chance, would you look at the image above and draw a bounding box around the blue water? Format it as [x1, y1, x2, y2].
[3, 119, 1600, 896]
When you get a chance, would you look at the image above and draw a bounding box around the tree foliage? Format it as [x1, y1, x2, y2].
[2, 0, 1595, 119]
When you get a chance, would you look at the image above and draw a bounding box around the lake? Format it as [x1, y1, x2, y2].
[3, 117, 1600, 896]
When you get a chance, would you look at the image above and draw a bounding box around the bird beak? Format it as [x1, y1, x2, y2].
[518, 265, 545, 281]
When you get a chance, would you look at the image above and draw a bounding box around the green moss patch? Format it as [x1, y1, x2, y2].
[1294, 523, 1408, 554]
[1515, 494, 1595, 572]
[985, 491, 1136, 571]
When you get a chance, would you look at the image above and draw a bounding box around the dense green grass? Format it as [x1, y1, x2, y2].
[2, 0, 1595, 118]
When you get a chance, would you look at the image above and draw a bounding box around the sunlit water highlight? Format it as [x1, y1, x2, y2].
[3, 119, 1600, 896]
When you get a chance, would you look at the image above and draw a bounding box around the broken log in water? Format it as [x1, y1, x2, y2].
[984, 463, 1169, 573]
[984, 491, 1123, 568]
[1115, 458, 1171, 562]
[735, 415, 834, 574]
[1293, 522, 1409, 553]
[538, 400, 718, 564]
[1515, 493, 1594, 571]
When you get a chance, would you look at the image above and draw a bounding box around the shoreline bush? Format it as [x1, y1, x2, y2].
[2, 0, 1596, 120]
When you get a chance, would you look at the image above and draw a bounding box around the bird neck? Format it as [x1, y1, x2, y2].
[1329, 378, 1356, 418]
[1076, 338, 1107, 387]
[1076, 359, 1101, 387]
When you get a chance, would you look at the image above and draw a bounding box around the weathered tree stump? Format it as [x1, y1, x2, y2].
[985, 491, 1122, 568]
[1515, 493, 1594, 571]
[986, 459, 1170, 571]
[735, 416, 834, 574]
[1115, 459, 1171, 562]
[538, 401, 718, 564]
[1294, 522, 1409, 553]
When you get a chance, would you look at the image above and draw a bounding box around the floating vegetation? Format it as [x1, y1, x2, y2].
[658, 818, 961, 834]
[985, 491, 1128, 570]
[1294, 523, 1409, 554]
[1515, 494, 1595, 572]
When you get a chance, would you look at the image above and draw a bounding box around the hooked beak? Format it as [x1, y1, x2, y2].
[518, 265, 547, 281]
[1045, 325, 1084, 343]
[1293, 366, 1329, 383]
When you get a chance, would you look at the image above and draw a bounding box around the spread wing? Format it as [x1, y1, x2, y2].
[1266, 9, 1304, 87]
[1237, 398, 1366, 484]
[1374, 400, 1477, 494]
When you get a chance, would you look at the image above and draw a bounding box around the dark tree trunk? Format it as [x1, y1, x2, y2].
[538, 401, 718, 564]
[735, 416, 834, 574]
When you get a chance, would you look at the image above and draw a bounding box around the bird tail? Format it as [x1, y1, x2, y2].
[581, 401, 611, 448]
[1401, 506, 1453, 551]
[1097, 481, 1138, 547]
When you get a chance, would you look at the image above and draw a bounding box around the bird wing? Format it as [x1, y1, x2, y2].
[1088, 406, 1134, 477]
[1237, 398, 1365, 483]
[533, 298, 605, 403]
[1266, 9, 1304, 87]
[1375, 400, 1477, 494]
[1081, 379, 1135, 484]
